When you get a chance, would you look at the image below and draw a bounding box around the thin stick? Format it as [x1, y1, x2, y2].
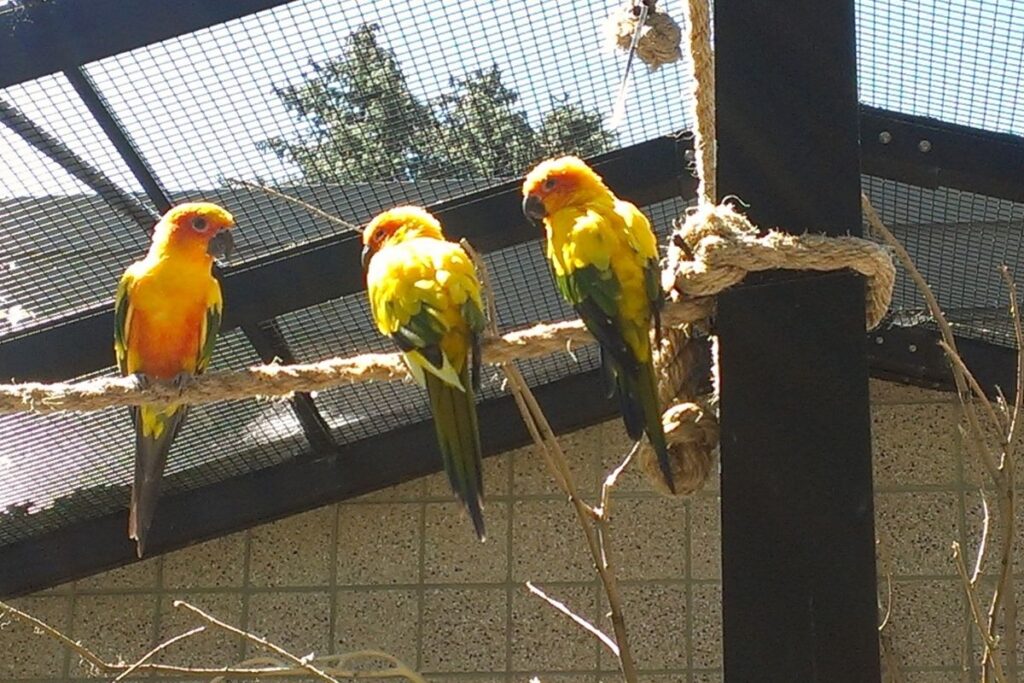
[598, 440, 641, 519]
[526, 581, 620, 656]
[938, 339, 1005, 439]
[463, 242, 640, 683]
[173, 600, 340, 683]
[224, 177, 361, 232]
[113, 626, 205, 681]
[0, 599, 109, 671]
[863, 195, 1004, 486]
[953, 543, 1007, 683]
[971, 490, 991, 585]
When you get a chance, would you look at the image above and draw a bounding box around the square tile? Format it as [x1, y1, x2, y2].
[337, 503, 421, 585]
[334, 589, 418, 666]
[691, 673, 723, 683]
[691, 583, 722, 670]
[424, 502, 509, 583]
[689, 496, 721, 580]
[512, 500, 597, 582]
[421, 588, 506, 672]
[513, 427, 599, 497]
[157, 593, 243, 666]
[875, 492, 961, 575]
[606, 497, 687, 581]
[599, 583, 687, 670]
[871, 403, 959, 488]
[247, 591, 332, 657]
[72, 594, 157, 674]
[511, 582, 599, 671]
[425, 452, 511, 499]
[0, 596, 70, 679]
[162, 533, 246, 589]
[75, 557, 159, 591]
[249, 506, 334, 587]
[886, 579, 965, 668]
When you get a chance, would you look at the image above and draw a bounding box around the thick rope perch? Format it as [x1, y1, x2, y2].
[0, 221, 892, 414]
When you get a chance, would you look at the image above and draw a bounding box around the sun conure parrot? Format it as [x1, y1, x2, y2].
[521, 156, 674, 492]
[361, 206, 488, 540]
[114, 202, 236, 557]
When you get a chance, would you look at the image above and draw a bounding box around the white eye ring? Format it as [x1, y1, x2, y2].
[191, 216, 208, 232]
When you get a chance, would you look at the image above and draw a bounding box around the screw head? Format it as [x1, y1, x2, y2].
[878, 131, 893, 144]
[917, 139, 932, 153]
[909, 344, 918, 352]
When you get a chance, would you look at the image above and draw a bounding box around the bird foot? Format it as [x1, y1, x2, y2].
[171, 371, 196, 394]
[131, 373, 152, 391]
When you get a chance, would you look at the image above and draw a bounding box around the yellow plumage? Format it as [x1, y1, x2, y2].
[114, 201, 234, 556]
[362, 206, 488, 539]
[522, 156, 673, 491]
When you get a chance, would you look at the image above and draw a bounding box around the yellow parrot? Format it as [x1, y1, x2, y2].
[361, 206, 488, 540]
[521, 156, 673, 492]
[114, 202, 235, 557]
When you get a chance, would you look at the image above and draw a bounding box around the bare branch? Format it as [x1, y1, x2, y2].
[526, 581, 620, 656]
[953, 542, 1007, 683]
[113, 626, 205, 681]
[173, 600, 339, 683]
[224, 177, 361, 232]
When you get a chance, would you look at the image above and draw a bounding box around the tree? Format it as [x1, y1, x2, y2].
[262, 24, 614, 182]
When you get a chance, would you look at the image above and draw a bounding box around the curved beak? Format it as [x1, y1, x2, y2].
[361, 245, 373, 272]
[522, 193, 547, 222]
[207, 229, 235, 262]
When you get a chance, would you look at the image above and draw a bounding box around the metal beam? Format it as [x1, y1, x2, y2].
[0, 366, 617, 598]
[715, 0, 881, 680]
[0, 136, 692, 382]
[63, 66, 171, 213]
[860, 105, 1024, 204]
[0, 0, 297, 90]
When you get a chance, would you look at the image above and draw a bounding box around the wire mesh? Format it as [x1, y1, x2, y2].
[857, 0, 1024, 135]
[863, 175, 1024, 346]
[0, 0, 1021, 559]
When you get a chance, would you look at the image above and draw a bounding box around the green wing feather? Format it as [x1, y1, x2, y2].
[387, 292, 487, 540]
[562, 261, 674, 493]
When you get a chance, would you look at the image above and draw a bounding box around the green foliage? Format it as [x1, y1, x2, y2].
[262, 24, 614, 182]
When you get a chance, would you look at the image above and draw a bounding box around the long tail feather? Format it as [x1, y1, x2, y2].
[426, 367, 485, 541]
[635, 359, 674, 493]
[129, 405, 187, 557]
[610, 356, 674, 494]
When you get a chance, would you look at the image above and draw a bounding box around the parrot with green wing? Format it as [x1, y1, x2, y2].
[114, 202, 235, 557]
[361, 206, 488, 540]
[521, 156, 673, 492]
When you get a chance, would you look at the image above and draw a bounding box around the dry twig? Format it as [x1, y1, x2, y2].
[0, 598, 424, 681]
[865, 196, 1019, 682]
[463, 240, 641, 683]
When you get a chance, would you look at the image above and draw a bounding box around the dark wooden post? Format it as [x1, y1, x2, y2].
[714, 1, 882, 680]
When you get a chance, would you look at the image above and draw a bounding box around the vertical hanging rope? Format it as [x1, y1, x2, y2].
[639, 0, 720, 497]
[685, 0, 716, 206]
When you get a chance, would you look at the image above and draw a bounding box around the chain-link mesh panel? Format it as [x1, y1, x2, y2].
[857, 0, 1024, 135]
[83, 0, 692, 265]
[864, 175, 1024, 346]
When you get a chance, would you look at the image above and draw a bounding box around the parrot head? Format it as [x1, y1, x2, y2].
[155, 202, 236, 262]
[521, 155, 611, 222]
[361, 205, 445, 270]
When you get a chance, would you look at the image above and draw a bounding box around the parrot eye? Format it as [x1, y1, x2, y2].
[544, 178, 557, 190]
[191, 216, 208, 232]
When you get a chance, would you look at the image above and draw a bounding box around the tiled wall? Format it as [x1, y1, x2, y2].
[3, 380, 1022, 681]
